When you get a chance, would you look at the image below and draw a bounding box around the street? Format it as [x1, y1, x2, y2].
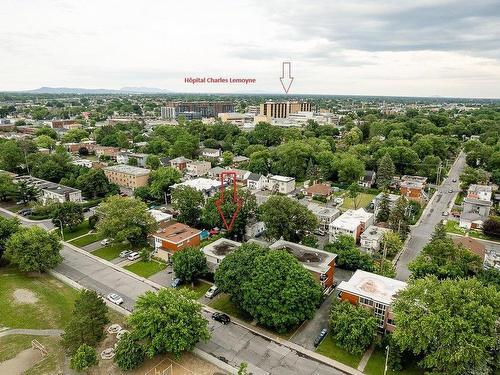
[395, 151, 467, 280]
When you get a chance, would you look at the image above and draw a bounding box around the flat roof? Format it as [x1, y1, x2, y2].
[330, 208, 373, 231]
[269, 175, 295, 182]
[337, 270, 407, 305]
[202, 238, 242, 261]
[13, 175, 80, 195]
[103, 164, 150, 176]
[269, 240, 336, 274]
[153, 222, 201, 244]
[172, 178, 221, 192]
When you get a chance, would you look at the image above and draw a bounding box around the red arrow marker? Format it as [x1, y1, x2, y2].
[280, 61, 294, 94]
[215, 171, 242, 231]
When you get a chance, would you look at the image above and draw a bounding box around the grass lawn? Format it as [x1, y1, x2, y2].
[92, 242, 130, 261]
[315, 334, 362, 369]
[209, 293, 253, 322]
[364, 349, 424, 375]
[341, 193, 376, 210]
[60, 220, 91, 241]
[68, 232, 104, 247]
[0, 266, 77, 329]
[181, 280, 212, 299]
[444, 220, 466, 235]
[124, 260, 167, 278]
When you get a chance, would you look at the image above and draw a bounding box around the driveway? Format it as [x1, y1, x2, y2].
[395, 152, 466, 280]
[290, 268, 354, 350]
[148, 265, 175, 287]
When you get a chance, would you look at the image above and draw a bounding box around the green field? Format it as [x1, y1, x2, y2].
[444, 220, 466, 235]
[69, 232, 104, 247]
[315, 334, 362, 368]
[209, 293, 253, 322]
[341, 193, 376, 210]
[0, 266, 77, 329]
[364, 349, 424, 375]
[181, 280, 212, 299]
[124, 260, 167, 278]
[59, 220, 91, 241]
[92, 242, 130, 261]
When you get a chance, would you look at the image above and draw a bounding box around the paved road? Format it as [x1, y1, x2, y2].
[1, 208, 347, 375]
[395, 152, 467, 280]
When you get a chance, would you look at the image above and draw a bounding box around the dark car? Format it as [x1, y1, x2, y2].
[314, 328, 328, 347]
[212, 312, 230, 325]
[18, 208, 32, 216]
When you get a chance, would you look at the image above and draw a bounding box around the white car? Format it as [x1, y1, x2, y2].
[107, 293, 123, 305]
[119, 250, 132, 258]
[205, 285, 220, 299]
[127, 252, 140, 261]
[100, 238, 111, 246]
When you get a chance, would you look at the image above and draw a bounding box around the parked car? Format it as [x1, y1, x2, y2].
[18, 208, 32, 216]
[127, 252, 140, 261]
[314, 229, 326, 236]
[442, 211, 449, 217]
[314, 328, 328, 347]
[119, 250, 132, 258]
[171, 278, 182, 288]
[212, 312, 230, 325]
[107, 293, 123, 305]
[452, 178, 457, 182]
[448, 189, 453, 193]
[100, 238, 111, 246]
[205, 285, 220, 299]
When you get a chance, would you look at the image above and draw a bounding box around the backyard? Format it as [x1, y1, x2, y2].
[180, 280, 212, 299]
[341, 193, 376, 210]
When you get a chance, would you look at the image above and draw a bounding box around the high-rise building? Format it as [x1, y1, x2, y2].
[259, 101, 312, 119]
[160, 106, 176, 120]
[165, 101, 234, 118]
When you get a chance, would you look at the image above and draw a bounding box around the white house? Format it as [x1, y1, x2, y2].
[171, 178, 222, 199]
[329, 208, 374, 243]
[266, 175, 296, 194]
[460, 184, 493, 229]
[201, 238, 242, 271]
[200, 148, 222, 159]
[307, 203, 341, 231]
[247, 173, 266, 190]
[360, 225, 391, 253]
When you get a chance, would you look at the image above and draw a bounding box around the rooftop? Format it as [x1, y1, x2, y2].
[269, 175, 295, 183]
[103, 164, 151, 176]
[361, 225, 391, 241]
[329, 208, 373, 231]
[466, 184, 493, 202]
[269, 240, 337, 274]
[153, 222, 201, 244]
[306, 183, 332, 196]
[307, 203, 340, 218]
[452, 237, 486, 261]
[337, 270, 407, 305]
[13, 175, 80, 195]
[172, 178, 221, 192]
[170, 156, 192, 163]
[202, 238, 242, 260]
[147, 209, 173, 223]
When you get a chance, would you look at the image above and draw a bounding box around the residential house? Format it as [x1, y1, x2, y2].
[94, 145, 122, 160]
[186, 160, 211, 177]
[103, 165, 150, 190]
[247, 173, 266, 190]
[270, 240, 337, 289]
[148, 209, 173, 225]
[152, 222, 201, 260]
[244, 220, 266, 240]
[201, 238, 242, 271]
[305, 183, 333, 200]
[337, 270, 407, 331]
[373, 192, 400, 219]
[13, 175, 82, 205]
[226, 168, 251, 183]
[360, 225, 391, 253]
[328, 208, 374, 242]
[171, 178, 222, 199]
[169, 156, 192, 171]
[400, 175, 427, 201]
[359, 170, 376, 188]
[266, 175, 296, 194]
[116, 152, 148, 168]
[207, 166, 225, 179]
[307, 203, 341, 231]
[232, 155, 250, 166]
[72, 159, 93, 168]
[459, 184, 493, 229]
[200, 148, 222, 159]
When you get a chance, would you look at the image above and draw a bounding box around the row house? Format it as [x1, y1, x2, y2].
[13, 175, 82, 205]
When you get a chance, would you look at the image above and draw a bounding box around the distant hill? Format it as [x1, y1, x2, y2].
[25, 86, 172, 94]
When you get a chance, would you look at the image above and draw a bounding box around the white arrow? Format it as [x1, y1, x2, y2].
[280, 61, 294, 94]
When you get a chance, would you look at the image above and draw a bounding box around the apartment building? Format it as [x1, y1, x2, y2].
[259, 101, 312, 120]
[400, 175, 427, 201]
[171, 178, 222, 199]
[186, 160, 211, 177]
[337, 270, 407, 331]
[360, 225, 391, 253]
[306, 203, 341, 231]
[266, 175, 296, 194]
[94, 146, 122, 160]
[169, 156, 192, 171]
[460, 184, 493, 229]
[328, 208, 374, 242]
[103, 165, 150, 190]
[13, 175, 82, 205]
[116, 152, 149, 168]
[152, 222, 201, 259]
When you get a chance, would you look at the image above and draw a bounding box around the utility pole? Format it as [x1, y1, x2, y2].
[384, 345, 390, 375]
[436, 162, 443, 185]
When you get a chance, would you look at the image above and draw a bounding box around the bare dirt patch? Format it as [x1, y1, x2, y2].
[0, 348, 42, 375]
[12, 289, 39, 304]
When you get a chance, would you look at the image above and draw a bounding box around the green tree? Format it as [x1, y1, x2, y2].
[259, 195, 317, 242]
[62, 289, 109, 355]
[128, 288, 210, 359]
[392, 276, 500, 375]
[222, 151, 234, 166]
[128, 157, 139, 166]
[347, 182, 361, 209]
[237, 362, 249, 375]
[149, 167, 182, 203]
[5, 226, 62, 272]
[0, 140, 26, 172]
[459, 166, 489, 189]
[96, 196, 158, 246]
[380, 231, 403, 258]
[388, 197, 410, 237]
[344, 126, 363, 145]
[76, 169, 117, 199]
[215, 243, 268, 307]
[70, 344, 97, 372]
[52, 201, 84, 231]
[61, 128, 89, 143]
[0, 216, 20, 260]
[376, 192, 391, 223]
[431, 220, 447, 241]
[34, 135, 56, 150]
[329, 300, 378, 355]
[408, 238, 482, 279]
[35, 126, 58, 139]
[477, 268, 500, 291]
[324, 235, 374, 271]
[0, 172, 17, 201]
[483, 216, 500, 238]
[114, 332, 146, 371]
[377, 153, 395, 188]
[171, 186, 204, 227]
[146, 155, 160, 170]
[338, 154, 365, 183]
[242, 250, 322, 332]
[172, 247, 208, 284]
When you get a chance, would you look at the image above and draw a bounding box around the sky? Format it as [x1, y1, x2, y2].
[1, 0, 500, 98]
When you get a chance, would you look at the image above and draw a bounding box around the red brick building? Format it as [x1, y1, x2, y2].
[152, 222, 201, 259]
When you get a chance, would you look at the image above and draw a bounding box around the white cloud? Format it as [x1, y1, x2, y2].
[0, 0, 499, 97]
